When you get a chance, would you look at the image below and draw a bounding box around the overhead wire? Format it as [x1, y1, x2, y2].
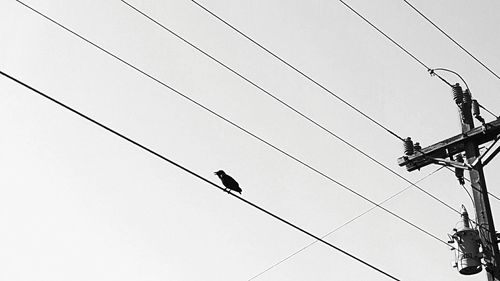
[432, 68, 470, 91]
[14, 0, 451, 248]
[335, 0, 452, 87]
[179, 1, 500, 276]
[461, 184, 475, 211]
[185, 0, 500, 216]
[182, 1, 469, 216]
[188, 0, 497, 135]
[119, 0, 463, 226]
[0, 69, 402, 281]
[187, 0, 405, 142]
[402, 0, 500, 81]
[247, 166, 445, 281]
[479, 104, 499, 119]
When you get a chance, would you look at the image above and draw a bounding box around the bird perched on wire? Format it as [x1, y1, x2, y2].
[214, 170, 242, 194]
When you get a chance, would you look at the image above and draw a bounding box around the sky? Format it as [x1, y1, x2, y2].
[1, 0, 499, 280]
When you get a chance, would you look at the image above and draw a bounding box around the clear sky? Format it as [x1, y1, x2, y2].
[1, 0, 499, 280]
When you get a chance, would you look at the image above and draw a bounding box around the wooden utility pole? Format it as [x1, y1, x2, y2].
[397, 84, 500, 280]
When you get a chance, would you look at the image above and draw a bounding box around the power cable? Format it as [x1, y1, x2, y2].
[335, 0, 452, 87]
[14, 0, 451, 248]
[402, 0, 500, 81]
[119, 0, 463, 232]
[479, 104, 499, 119]
[187, 0, 405, 142]
[432, 68, 470, 91]
[247, 166, 444, 281]
[182, 1, 465, 216]
[461, 184, 475, 209]
[0, 69, 401, 281]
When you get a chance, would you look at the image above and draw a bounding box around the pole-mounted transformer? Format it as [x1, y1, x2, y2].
[449, 206, 482, 275]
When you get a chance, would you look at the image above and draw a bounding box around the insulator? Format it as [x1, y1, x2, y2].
[403, 137, 414, 155]
[460, 205, 470, 228]
[463, 89, 472, 105]
[472, 100, 480, 117]
[414, 142, 422, 151]
[471, 100, 486, 124]
[455, 169, 464, 185]
[452, 83, 464, 105]
[454, 154, 465, 184]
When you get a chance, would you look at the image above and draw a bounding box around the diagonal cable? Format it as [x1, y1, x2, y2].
[188, 0, 405, 142]
[402, 0, 500, 81]
[14, 0, 451, 248]
[335, 0, 452, 87]
[248, 166, 444, 280]
[0, 69, 401, 281]
[120, 0, 462, 223]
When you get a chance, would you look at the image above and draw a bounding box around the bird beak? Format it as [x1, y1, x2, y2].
[213, 172, 217, 175]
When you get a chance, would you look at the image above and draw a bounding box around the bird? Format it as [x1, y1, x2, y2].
[214, 170, 242, 194]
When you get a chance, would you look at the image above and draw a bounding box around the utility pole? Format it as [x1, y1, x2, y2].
[397, 83, 500, 280]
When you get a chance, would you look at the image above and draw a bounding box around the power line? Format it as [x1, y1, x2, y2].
[181, 1, 464, 216]
[188, 0, 405, 142]
[334, 0, 453, 87]
[402, 0, 500, 81]
[0, 69, 401, 281]
[119, 0, 462, 230]
[118, 1, 409, 144]
[248, 166, 445, 281]
[339, 1, 429, 70]
[479, 104, 499, 119]
[14, 0, 450, 248]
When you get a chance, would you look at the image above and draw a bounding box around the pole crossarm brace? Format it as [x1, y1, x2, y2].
[430, 157, 471, 170]
[475, 136, 500, 167]
[398, 119, 500, 172]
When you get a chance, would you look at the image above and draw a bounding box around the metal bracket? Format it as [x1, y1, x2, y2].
[472, 136, 500, 168]
[429, 157, 472, 170]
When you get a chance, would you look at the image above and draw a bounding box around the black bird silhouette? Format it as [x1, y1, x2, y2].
[214, 170, 242, 194]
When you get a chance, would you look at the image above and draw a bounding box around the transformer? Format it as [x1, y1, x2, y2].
[449, 206, 482, 275]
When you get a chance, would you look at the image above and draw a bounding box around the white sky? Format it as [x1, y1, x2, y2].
[1, 0, 499, 280]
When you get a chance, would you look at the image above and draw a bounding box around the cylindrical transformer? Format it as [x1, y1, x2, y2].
[452, 206, 482, 275]
[455, 229, 482, 275]
[404, 137, 414, 155]
[452, 83, 463, 105]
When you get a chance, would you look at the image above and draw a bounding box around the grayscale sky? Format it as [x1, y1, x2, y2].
[1, 1, 499, 280]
